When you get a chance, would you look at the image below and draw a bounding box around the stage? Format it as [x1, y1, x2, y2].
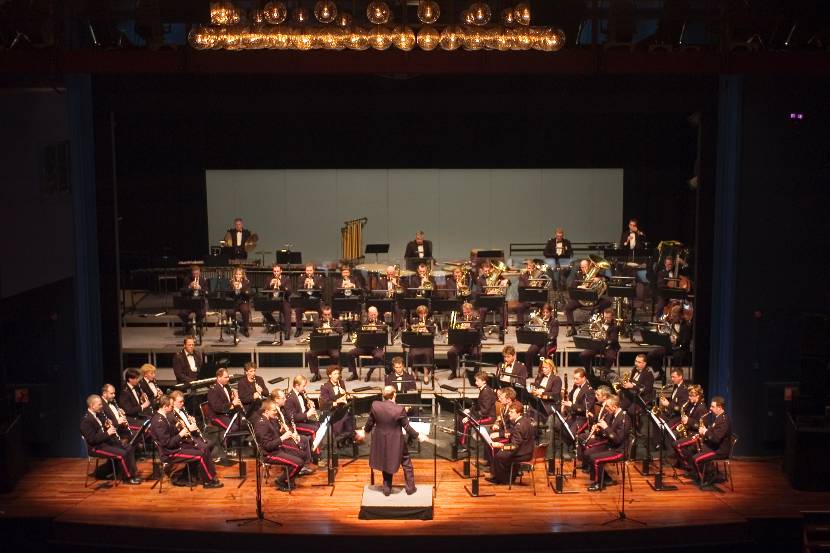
[2, 457, 827, 553]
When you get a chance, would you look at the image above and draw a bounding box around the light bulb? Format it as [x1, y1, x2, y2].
[367, 24, 392, 50]
[335, 12, 353, 28]
[469, 2, 492, 26]
[417, 1, 440, 24]
[391, 25, 416, 51]
[439, 25, 463, 50]
[513, 2, 531, 26]
[416, 25, 440, 50]
[366, 1, 391, 25]
[347, 26, 370, 50]
[314, 0, 337, 24]
[263, 1, 288, 24]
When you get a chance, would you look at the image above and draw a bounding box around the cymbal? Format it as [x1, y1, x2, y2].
[442, 263, 471, 272]
[399, 269, 415, 277]
[443, 260, 468, 266]
[356, 263, 388, 273]
[431, 270, 447, 277]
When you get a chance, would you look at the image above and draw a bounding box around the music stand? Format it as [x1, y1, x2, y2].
[253, 292, 286, 346]
[173, 295, 206, 345]
[516, 329, 548, 348]
[275, 250, 302, 265]
[658, 287, 689, 301]
[549, 408, 578, 494]
[641, 329, 672, 349]
[309, 333, 342, 354]
[464, 417, 495, 497]
[572, 336, 606, 351]
[431, 298, 461, 313]
[647, 410, 678, 492]
[208, 292, 241, 346]
[364, 244, 389, 264]
[570, 288, 599, 305]
[355, 330, 387, 377]
[226, 417, 282, 528]
[601, 410, 646, 527]
[398, 297, 430, 313]
[333, 296, 363, 316]
[518, 287, 548, 304]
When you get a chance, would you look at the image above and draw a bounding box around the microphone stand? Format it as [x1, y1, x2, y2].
[601, 411, 646, 527]
[226, 418, 281, 528]
[462, 412, 494, 498]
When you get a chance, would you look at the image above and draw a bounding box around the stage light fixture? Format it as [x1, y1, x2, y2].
[263, 1, 288, 24]
[416, 25, 440, 50]
[210, 1, 241, 25]
[314, 0, 337, 24]
[439, 25, 463, 50]
[417, 1, 440, 24]
[469, 2, 492, 26]
[292, 6, 310, 24]
[335, 12, 353, 28]
[367, 24, 392, 49]
[391, 25, 416, 51]
[513, 2, 531, 26]
[366, 1, 391, 25]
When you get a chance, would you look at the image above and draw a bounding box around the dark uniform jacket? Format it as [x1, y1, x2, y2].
[318, 380, 348, 412]
[385, 372, 417, 394]
[599, 409, 630, 452]
[568, 383, 596, 421]
[502, 416, 535, 459]
[172, 349, 204, 384]
[150, 411, 187, 456]
[496, 361, 528, 386]
[284, 389, 314, 423]
[254, 414, 288, 454]
[364, 399, 419, 474]
[119, 384, 151, 419]
[237, 376, 268, 411]
[543, 238, 573, 260]
[404, 240, 433, 261]
[682, 401, 708, 430]
[619, 367, 654, 414]
[80, 411, 118, 450]
[532, 373, 563, 412]
[206, 382, 236, 424]
[664, 382, 689, 422]
[701, 413, 732, 457]
[471, 385, 497, 422]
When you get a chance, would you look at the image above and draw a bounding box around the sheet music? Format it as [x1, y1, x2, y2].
[312, 415, 330, 450]
[406, 421, 431, 436]
[649, 410, 676, 441]
[477, 424, 495, 448]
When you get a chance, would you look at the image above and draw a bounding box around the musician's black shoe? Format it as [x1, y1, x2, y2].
[448, 371, 458, 380]
[364, 372, 373, 382]
[405, 486, 417, 495]
[382, 486, 392, 496]
[566, 328, 577, 337]
[124, 477, 142, 485]
[484, 477, 499, 485]
[241, 328, 250, 337]
[347, 374, 359, 382]
[204, 479, 224, 489]
[275, 480, 294, 492]
[587, 483, 605, 492]
[294, 328, 303, 338]
[310, 374, 321, 382]
[216, 458, 235, 467]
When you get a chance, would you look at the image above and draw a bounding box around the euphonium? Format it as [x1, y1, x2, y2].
[578, 255, 611, 306]
[485, 261, 507, 295]
[612, 371, 631, 392]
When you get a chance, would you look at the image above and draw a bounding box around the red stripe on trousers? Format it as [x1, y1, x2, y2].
[461, 417, 493, 445]
[673, 437, 698, 459]
[211, 417, 229, 429]
[694, 450, 716, 478]
[92, 449, 131, 478]
[171, 452, 214, 480]
[593, 453, 623, 482]
[577, 420, 589, 434]
[266, 455, 300, 477]
[585, 440, 607, 450]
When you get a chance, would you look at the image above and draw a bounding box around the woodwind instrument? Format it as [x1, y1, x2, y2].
[675, 400, 690, 438]
[561, 373, 568, 413]
[175, 417, 193, 439]
[581, 404, 606, 446]
[300, 390, 319, 421]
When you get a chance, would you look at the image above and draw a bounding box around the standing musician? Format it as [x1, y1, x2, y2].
[446, 266, 473, 299]
[449, 302, 481, 383]
[408, 304, 436, 384]
[138, 363, 164, 408]
[618, 353, 655, 459]
[562, 367, 596, 437]
[523, 303, 559, 375]
[318, 366, 356, 446]
[268, 389, 314, 468]
[255, 398, 310, 492]
[495, 345, 528, 388]
[407, 263, 435, 299]
[403, 230, 433, 271]
[172, 336, 204, 385]
[355, 386, 428, 496]
[378, 265, 405, 331]
[205, 367, 243, 432]
[119, 368, 152, 430]
[226, 266, 252, 337]
[100, 384, 132, 442]
[345, 306, 387, 382]
[577, 308, 621, 378]
[306, 305, 343, 382]
[283, 375, 320, 437]
[543, 227, 574, 288]
[516, 259, 548, 327]
[672, 385, 708, 465]
[237, 362, 268, 417]
[80, 394, 141, 484]
[487, 401, 535, 485]
[177, 264, 209, 335]
[647, 303, 693, 370]
[385, 356, 417, 394]
[225, 217, 252, 260]
[476, 262, 509, 329]
[621, 217, 646, 252]
[530, 358, 562, 416]
[564, 259, 613, 337]
[459, 371, 497, 447]
[682, 396, 732, 485]
[294, 264, 323, 338]
[152, 394, 223, 488]
[657, 368, 689, 428]
[261, 264, 293, 340]
[585, 395, 629, 491]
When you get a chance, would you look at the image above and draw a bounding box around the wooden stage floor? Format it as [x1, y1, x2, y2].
[2, 456, 828, 552]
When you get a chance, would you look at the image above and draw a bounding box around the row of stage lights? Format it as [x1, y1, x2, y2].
[188, 1, 565, 52]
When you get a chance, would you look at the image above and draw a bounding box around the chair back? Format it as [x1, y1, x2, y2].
[81, 435, 92, 456]
[727, 434, 739, 459]
[199, 401, 213, 426]
[533, 443, 548, 464]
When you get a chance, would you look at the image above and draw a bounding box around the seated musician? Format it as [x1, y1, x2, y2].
[476, 262, 509, 329]
[152, 394, 223, 488]
[225, 217, 252, 259]
[564, 259, 613, 337]
[516, 259, 547, 327]
[205, 367, 243, 433]
[459, 371, 497, 447]
[445, 266, 472, 299]
[523, 303, 559, 376]
[543, 227, 574, 288]
[177, 264, 209, 335]
[658, 368, 689, 429]
[530, 358, 562, 416]
[345, 306, 386, 382]
[404, 230, 433, 271]
[578, 390, 615, 470]
[283, 374, 320, 438]
[119, 368, 152, 431]
[100, 383, 132, 441]
[172, 336, 203, 385]
[334, 265, 363, 297]
[269, 389, 314, 470]
[681, 396, 732, 486]
[169, 389, 224, 465]
[482, 387, 518, 467]
[449, 302, 481, 383]
[226, 266, 252, 337]
[647, 303, 693, 370]
[486, 401, 535, 485]
[306, 305, 343, 382]
[408, 304, 436, 384]
[618, 353, 655, 449]
[81, 394, 141, 484]
[496, 345, 528, 388]
[377, 265, 404, 332]
[385, 356, 417, 394]
[138, 363, 163, 408]
[237, 362, 268, 417]
[585, 395, 630, 491]
[318, 366, 356, 447]
[294, 264, 323, 338]
[577, 308, 620, 379]
[261, 264, 293, 340]
[562, 367, 596, 438]
[672, 384, 708, 466]
[621, 217, 646, 252]
[255, 398, 308, 492]
[408, 263, 435, 299]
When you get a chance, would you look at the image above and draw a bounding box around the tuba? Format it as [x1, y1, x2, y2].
[588, 313, 607, 340]
[578, 255, 611, 306]
[485, 261, 507, 295]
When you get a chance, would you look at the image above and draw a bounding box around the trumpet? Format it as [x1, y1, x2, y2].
[175, 417, 193, 439]
[303, 276, 315, 290]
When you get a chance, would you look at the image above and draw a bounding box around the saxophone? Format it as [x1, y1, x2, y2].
[675, 400, 690, 438]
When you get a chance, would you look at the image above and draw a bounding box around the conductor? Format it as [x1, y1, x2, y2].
[356, 385, 428, 496]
